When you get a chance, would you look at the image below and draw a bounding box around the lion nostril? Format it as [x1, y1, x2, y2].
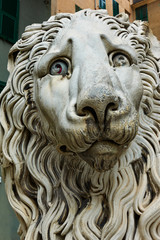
[75, 103, 86, 117]
[104, 101, 119, 123]
[76, 93, 121, 125]
[107, 102, 119, 112]
[76, 100, 120, 124]
[76, 103, 98, 120]
[82, 106, 98, 122]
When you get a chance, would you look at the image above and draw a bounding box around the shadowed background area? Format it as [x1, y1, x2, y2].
[0, 169, 19, 240]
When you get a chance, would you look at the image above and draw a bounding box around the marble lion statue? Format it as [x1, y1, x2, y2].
[1, 9, 160, 240]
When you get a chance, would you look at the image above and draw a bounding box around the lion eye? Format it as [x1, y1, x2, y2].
[112, 54, 130, 67]
[50, 60, 68, 76]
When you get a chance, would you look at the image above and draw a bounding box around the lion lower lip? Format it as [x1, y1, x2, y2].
[87, 140, 120, 155]
[77, 140, 123, 171]
[59, 140, 120, 155]
[77, 140, 123, 158]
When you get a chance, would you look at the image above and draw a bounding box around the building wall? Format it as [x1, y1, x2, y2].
[0, 40, 11, 84]
[116, 0, 133, 21]
[0, 0, 50, 85]
[51, 0, 133, 21]
[51, 0, 160, 40]
[132, 0, 160, 40]
[56, 0, 95, 13]
[18, 0, 50, 37]
[147, 0, 160, 39]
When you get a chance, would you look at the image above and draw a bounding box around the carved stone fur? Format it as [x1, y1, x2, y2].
[0, 10, 160, 240]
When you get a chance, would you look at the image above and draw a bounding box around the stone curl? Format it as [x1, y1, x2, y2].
[0, 9, 160, 240]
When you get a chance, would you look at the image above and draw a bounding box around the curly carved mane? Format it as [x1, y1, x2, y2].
[1, 10, 160, 240]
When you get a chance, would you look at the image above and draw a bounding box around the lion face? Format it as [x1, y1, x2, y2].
[34, 18, 143, 171]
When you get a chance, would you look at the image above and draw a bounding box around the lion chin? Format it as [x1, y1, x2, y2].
[77, 140, 124, 171]
[1, 9, 160, 240]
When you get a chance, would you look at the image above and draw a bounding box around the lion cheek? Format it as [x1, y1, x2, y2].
[115, 66, 143, 111]
[34, 75, 71, 131]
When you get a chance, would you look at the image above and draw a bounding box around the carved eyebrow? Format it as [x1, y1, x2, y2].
[35, 54, 69, 78]
[35, 53, 56, 78]
[100, 33, 137, 63]
[35, 41, 72, 78]
[100, 33, 120, 49]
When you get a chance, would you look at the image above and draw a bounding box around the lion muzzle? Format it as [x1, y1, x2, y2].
[74, 77, 138, 171]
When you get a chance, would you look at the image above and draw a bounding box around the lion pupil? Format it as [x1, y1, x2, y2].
[55, 64, 62, 74]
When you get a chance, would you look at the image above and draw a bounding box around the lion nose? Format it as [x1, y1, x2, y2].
[76, 86, 120, 125]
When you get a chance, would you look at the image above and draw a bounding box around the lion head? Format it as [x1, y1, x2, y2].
[0, 9, 160, 240]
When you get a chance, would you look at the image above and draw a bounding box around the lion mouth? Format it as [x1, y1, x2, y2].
[59, 139, 125, 171]
[82, 140, 121, 155]
[77, 140, 125, 171]
[57, 117, 137, 171]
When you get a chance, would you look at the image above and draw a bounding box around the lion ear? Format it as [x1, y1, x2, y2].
[148, 30, 160, 60]
[116, 13, 129, 22]
[135, 20, 149, 36]
[7, 42, 19, 73]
